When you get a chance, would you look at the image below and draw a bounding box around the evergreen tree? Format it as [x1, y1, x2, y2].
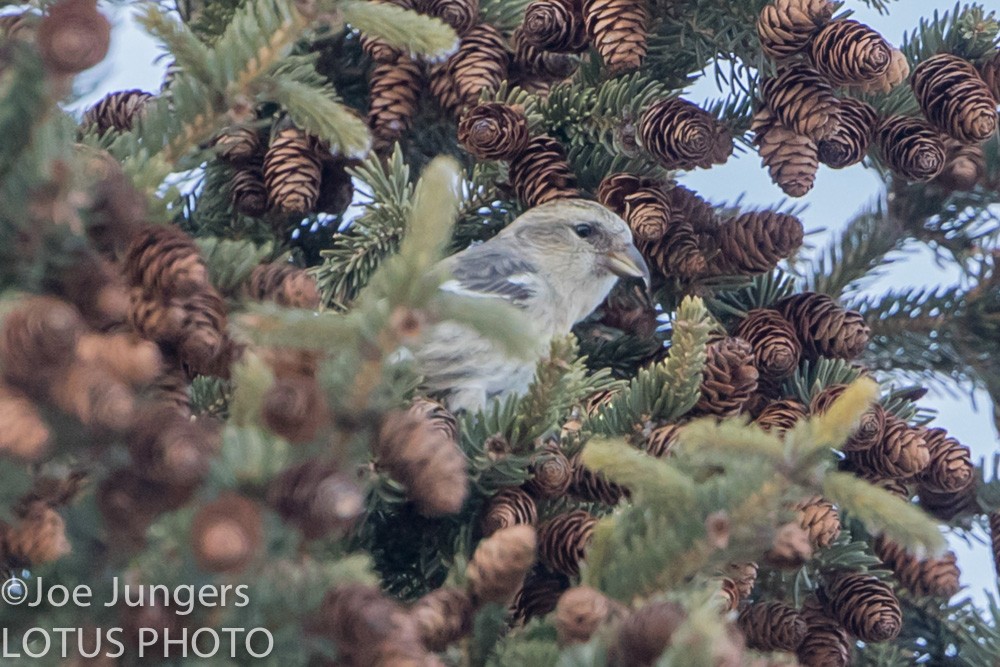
[0, 0, 999, 664]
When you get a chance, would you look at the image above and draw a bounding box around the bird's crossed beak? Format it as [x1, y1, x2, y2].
[604, 244, 651, 289]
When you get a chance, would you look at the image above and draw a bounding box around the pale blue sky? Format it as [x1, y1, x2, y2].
[59, 1, 1000, 605]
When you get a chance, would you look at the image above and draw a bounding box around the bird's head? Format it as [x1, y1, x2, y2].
[502, 198, 650, 288]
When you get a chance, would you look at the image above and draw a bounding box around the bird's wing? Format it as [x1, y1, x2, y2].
[439, 242, 540, 305]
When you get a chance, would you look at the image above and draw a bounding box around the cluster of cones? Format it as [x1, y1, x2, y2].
[754, 0, 999, 195]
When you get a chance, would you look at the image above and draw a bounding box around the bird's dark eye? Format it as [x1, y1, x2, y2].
[573, 223, 594, 239]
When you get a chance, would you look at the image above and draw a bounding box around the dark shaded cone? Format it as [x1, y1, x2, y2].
[751, 107, 818, 197]
[508, 134, 580, 207]
[583, 0, 648, 74]
[737, 600, 805, 652]
[481, 487, 538, 535]
[912, 53, 998, 144]
[246, 263, 321, 309]
[761, 64, 842, 141]
[819, 571, 901, 643]
[810, 18, 892, 85]
[756, 0, 835, 59]
[538, 509, 596, 576]
[466, 524, 537, 604]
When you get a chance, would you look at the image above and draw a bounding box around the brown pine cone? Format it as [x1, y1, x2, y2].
[796, 597, 851, 667]
[411, 586, 474, 651]
[457, 102, 530, 160]
[377, 403, 469, 516]
[621, 186, 672, 242]
[569, 453, 628, 505]
[124, 225, 208, 298]
[268, 459, 364, 539]
[765, 521, 813, 568]
[246, 263, 321, 309]
[508, 134, 580, 207]
[597, 282, 658, 337]
[526, 443, 573, 498]
[637, 218, 709, 280]
[127, 407, 220, 487]
[0, 296, 83, 392]
[368, 57, 423, 145]
[37, 0, 110, 75]
[755, 399, 806, 436]
[264, 126, 322, 214]
[555, 586, 613, 645]
[714, 211, 805, 276]
[596, 172, 645, 213]
[810, 19, 892, 85]
[751, 107, 818, 197]
[795, 495, 841, 548]
[773, 292, 870, 360]
[761, 64, 842, 142]
[423, 0, 479, 36]
[538, 509, 597, 576]
[230, 166, 269, 217]
[511, 27, 579, 82]
[874, 535, 960, 599]
[734, 308, 802, 382]
[855, 47, 910, 94]
[190, 493, 263, 574]
[639, 97, 728, 170]
[756, 0, 835, 59]
[934, 139, 986, 191]
[979, 50, 1000, 101]
[693, 337, 759, 417]
[409, 396, 460, 441]
[645, 423, 682, 458]
[449, 23, 509, 106]
[510, 566, 570, 623]
[583, 0, 648, 74]
[212, 124, 261, 163]
[847, 415, 929, 480]
[738, 601, 806, 652]
[607, 600, 686, 667]
[75, 332, 161, 386]
[912, 53, 999, 144]
[810, 383, 885, 451]
[917, 480, 979, 522]
[919, 427, 975, 494]
[466, 524, 537, 604]
[820, 571, 901, 642]
[5, 502, 71, 565]
[83, 89, 153, 135]
[876, 115, 947, 182]
[174, 290, 234, 379]
[0, 385, 50, 460]
[818, 97, 878, 169]
[48, 361, 136, 431]
[428, 61, 465, 117]
[261, 375, 329, 443]
[522, 0, 588, 52]
[481, 487, 538, 535]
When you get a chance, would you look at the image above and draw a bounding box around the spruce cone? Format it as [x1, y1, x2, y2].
[607, 600, 686, 667]
[263, 126, 322, 214]
[37, 0, 110, 75]
[230, 166, 269, 217]
[0, 296, 83, 392]
[75, 332, 161, 386]
[761, 64, 842, 142]
[48, 361, 136, 431]
[190, 493, 263, 574]
[856, 47, 910, 94]
[569, 453, 628, 505]
[737, 601, 806, 652]
[526, 444, 573, 498]
[408, 397, 461, 441]
[555, 586, 613, 645]
[269, 459, 364, 539]
[847, 415, 929, 480]
[756, 0, 835, 59]
[693, 337, 759, 417]
[0, 385, 50, 460]
[765, 521, 813, 568]
[261, 375, 328, 443]
[411, 586, 474, 651]
[810, 383, 885, 451]
[213, 124, 262, 163]
[522, 0, 588, 52]
[810, 19, 892, 85]
[127, 407, 220, 486]
[979, 50, 1000, 101]
[638, 219, 709, 280]
[934, 139, 986, 191]
[818, 97, 878, 169]
[734, 308, 802, 382]
[481, 487, 538, 535]
[645, 423, 682, 458]
[755, 399, 807, 436]
[912, 53, 999, 144]
[246, 263, 321, 309]
[368, 57, 423, 145]
[919, 427, 975, 494]
[639, 97, 728, 170]
[668, 184, 719, 234]
[622, 186, 671, 242]
[773, 292, 870, 360]
[83, 89, 153, 135]
[466, 524, 537, 604]
[511, 27, 579, 82]
[377, 404, 468, 516]
[752, 107, 818, 197]
[917, 481, 979, 522]
[508, 135, 580, 207]
[796, 598, 851, 667]
[538, 509, 597, 576]
[458, 102, 530, 160]
[874, 536, 960, 598]
[820, 571, 901, 642]
[795, 495, 841, 548]
[423, 0, 479, 36]
[876, 115, 947, 182]
[715, 211, 804, 275]
[596, 172, 645, 213]
[511, 567, 569, 623]
[428, 61, 465, 116]
[450, 23, 509, 106]
[583, 0, 648, 74]
[124, 225, 208, 297]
